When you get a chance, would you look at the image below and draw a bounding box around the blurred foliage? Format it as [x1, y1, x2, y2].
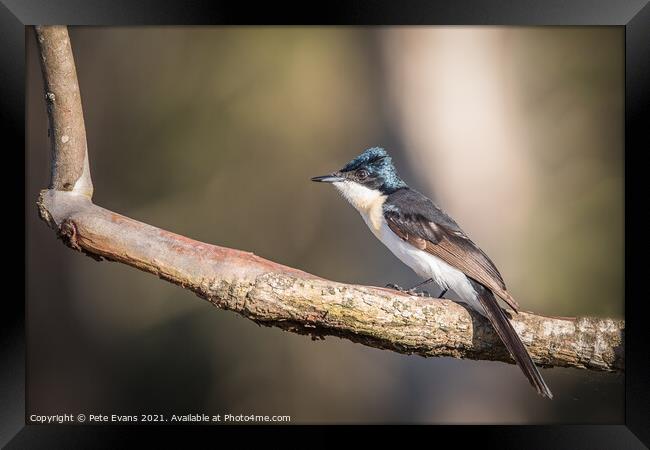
[27, 27, 623, 423]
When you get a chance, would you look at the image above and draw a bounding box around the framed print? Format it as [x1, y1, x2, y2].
[3, 0, 648, 447]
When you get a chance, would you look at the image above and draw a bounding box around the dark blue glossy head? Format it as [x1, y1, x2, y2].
[311, 147, 407, 194]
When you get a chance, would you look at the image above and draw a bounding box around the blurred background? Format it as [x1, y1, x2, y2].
[26, 26, 623, 423]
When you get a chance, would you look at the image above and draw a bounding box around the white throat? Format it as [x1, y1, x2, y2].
[333, 180, 386, 232]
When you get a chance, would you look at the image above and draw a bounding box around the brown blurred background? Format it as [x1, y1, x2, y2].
[26, 26, 623, 423]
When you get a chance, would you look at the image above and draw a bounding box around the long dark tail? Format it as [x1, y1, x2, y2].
[470, 279, 553, 399]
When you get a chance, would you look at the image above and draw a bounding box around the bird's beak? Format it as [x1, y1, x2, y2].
[311, 172, 345, 183]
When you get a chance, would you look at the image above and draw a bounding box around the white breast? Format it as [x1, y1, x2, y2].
[332, 180, 481, 311]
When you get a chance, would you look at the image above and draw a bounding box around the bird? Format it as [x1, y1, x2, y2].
[311, 147, 552, 399]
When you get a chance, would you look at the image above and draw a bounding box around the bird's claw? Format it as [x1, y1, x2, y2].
[385, 283, 429, 297]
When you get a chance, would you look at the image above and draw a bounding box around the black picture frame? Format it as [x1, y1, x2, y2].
[3, 0, 648, 447]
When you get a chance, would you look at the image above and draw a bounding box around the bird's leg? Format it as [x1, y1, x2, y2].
[438, 287, 448, 298]
[408, 278, 434, 291]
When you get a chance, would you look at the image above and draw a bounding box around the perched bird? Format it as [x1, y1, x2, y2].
[311, 147, 552, 399]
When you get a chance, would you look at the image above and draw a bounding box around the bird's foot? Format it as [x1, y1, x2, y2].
[385, 283, 403, 291]
[411, 289, 429, 297]
[385, 283, 429, 297]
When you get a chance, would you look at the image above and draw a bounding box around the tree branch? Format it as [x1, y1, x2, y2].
[34, 26, 624, 373]
[35, 25, 93, 196]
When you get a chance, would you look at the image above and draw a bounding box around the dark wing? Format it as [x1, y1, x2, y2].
[384, 189, 519, 312]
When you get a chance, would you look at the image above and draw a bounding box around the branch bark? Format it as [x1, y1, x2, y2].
[34, 26, 625, 374]
[35, 25, 93, 197]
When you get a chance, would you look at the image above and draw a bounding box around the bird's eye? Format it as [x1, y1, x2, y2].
[357, 169, 369, 179]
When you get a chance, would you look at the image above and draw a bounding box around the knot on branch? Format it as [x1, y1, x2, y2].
[55, 216, 103, 262]
[57, 219, 81, 251]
